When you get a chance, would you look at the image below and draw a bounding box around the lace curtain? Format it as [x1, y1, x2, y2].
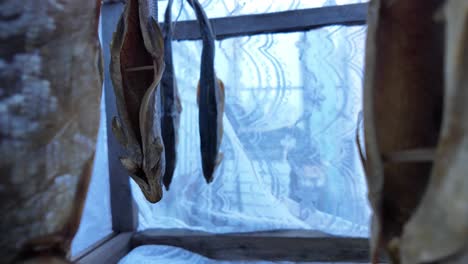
[136, 1, 370, 239]
[71, 0, 370, 261]
[132, 24, 370, 237]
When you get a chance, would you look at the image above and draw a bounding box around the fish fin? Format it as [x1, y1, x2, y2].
[121, 157, 150, 189]
[175, 85, 183, 113]
[355, 111, 367, 171]
[148, 17, 166, 82]
[215, 152, 224, 169]
[196, 81, 200, 106]
[217, 78, 225, 112]
[120, 157, 139, 175]
[148, 16, 165, 57]
[143, 136, 165, 173]
[112, 116, 127, 147]
[217, 78, 225, 97]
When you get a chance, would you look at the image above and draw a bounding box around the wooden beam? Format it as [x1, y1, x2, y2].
[131, 229, 377, 262]
[102, 2, 138, 233]
[74, 232, 133, 264]
[161, 3, 368, 41]
[383, 148, 435, 163]
[71, 233, 116, 262]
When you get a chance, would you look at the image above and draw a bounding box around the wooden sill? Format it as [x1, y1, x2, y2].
[72, 232, 132, 264]
[131, 228, 381, 263]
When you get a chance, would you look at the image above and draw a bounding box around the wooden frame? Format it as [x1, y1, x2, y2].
[132, 229, 378, 262]
[102, 2, 139, 234]
[162, 3, 367, 41]
[73, 2, 374, 263]
[74, 233, 133, 264]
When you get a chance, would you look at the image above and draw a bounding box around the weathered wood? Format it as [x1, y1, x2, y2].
[159, 3, 367, 41]
[382, 148, 435, 163]
[70, 233, 116, 262]
[400, 1, 468, 263]
[126, 65, 155, 72]
[363, 0, 444, 262]
[75, 232, 132, 264]
[0, 0, 102, 262]
[132, 229, 378, 262]
[102, 2, 138, 233]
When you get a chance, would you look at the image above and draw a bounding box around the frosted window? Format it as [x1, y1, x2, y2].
[131, 25, 370, 237]
[156, 0, 369, 22]
[71, 90, 112, 256]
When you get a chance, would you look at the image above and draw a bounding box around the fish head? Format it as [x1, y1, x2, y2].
[120, 155, 163, 203]
[142, 140, 165, 203]
[142, 171, 164, 203]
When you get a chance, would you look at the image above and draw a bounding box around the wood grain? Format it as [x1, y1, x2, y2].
[132, 229, 380, 262]
[75, 233, 132, 264]
[159, 3, 367, 41]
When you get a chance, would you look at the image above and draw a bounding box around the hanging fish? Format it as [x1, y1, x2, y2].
[363, 0, 444, 262]
[400, 1, 468, 263]
[187, 0, 225, 183]
[110, 0, 166, 203]
[161, 0, 183, 191]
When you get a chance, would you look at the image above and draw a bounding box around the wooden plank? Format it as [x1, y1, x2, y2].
[71, 233, 116, 262]
[160, 3, 368, 41]
[131, 229, 378, 262]
[75, 232, 133, 264]
[383, 148, 435, 163]
[102, 2, 138, 233]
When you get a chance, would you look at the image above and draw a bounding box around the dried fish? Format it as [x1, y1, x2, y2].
[161, 0, 183, 191]
[110, 0, 166, 203]
[400, 1, 468, 263]
[188, 0, 225, 184]
[363, 0, 444, 262]
[0, 0, 102, 262]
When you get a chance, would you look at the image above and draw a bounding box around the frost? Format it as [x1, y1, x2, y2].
[0, 1, 55, 40]
[54, 174, 76, 189]
[0, 53, 57, 142]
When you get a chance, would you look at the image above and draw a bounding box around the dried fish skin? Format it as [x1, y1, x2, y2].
[110, 0, 166, 203]
[161, 0, 183, 191]
[0, 0, 102, 262]
[188, 0, 225, 184]
[400, 1, 468, 263]
[363, 0, 444, 262]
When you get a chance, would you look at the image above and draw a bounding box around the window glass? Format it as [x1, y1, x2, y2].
[132, 25, 370, 237]
[70, 13, 113, 254]
[71, 90, 112, 256]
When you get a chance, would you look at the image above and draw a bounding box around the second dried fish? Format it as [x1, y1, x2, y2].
[161, 0, 183, 191]
[188, 0, 225, 184]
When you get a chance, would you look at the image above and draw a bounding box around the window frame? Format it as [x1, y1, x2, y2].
[73, 2, 374, 263]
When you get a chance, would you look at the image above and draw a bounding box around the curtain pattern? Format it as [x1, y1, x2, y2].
[73, 0, 370, 261]
[132, 25, 370, 236]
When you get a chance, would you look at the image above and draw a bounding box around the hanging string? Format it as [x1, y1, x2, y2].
[172, 0, 184, 36]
